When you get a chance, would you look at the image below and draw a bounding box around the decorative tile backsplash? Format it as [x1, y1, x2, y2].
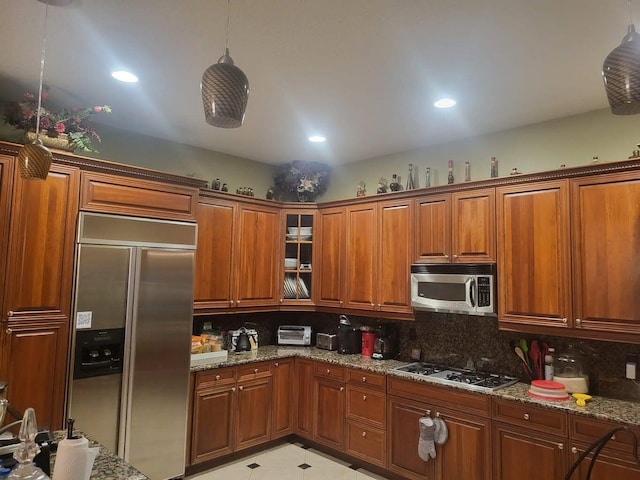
[194, 311, 640, 402]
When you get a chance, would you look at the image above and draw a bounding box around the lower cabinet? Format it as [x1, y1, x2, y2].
[567, 443, 640, 479]
[271, 358, 294, 439]
[235, 376, 272, 450]
[313, 363, 346, 450]
[295, 358, 314, 439]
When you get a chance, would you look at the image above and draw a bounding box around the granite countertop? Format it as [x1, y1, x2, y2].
[191, 345, 640, 427]
[51, 431, 149, 480]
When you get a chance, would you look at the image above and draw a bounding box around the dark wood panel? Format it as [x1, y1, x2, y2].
[0, 155, 14, 322]
[295, 358, 314, 439]
[190, 385, 235, 463]
[346, 420, 387, 468]
[235, 377, 272, 450]
[315, 207, 345, 307]
[568, 442, 640, 480]
[414, 194, 450, 263]
[451, 188, 495, 262]
[80, 171, 197, 221]
[346, 368, 386, 391]
[346, 384, 386, 429]
[344, 204, 377, 310]
[314, 377, 345, 449]
[492, 398, 567, 436]
[271, 359, 294, 439]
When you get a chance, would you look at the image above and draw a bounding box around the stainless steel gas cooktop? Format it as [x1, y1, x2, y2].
[393, 362, 518, 392]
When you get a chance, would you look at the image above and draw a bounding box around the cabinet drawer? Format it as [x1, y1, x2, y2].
[346, 369, 386, 391]
[346, 385, 386, 429]
[346, 420, 386, 468]
[238, 361, 272, 381]
[570, 415, 640, 455]
[196, 367, 236, 389]
[314, 362, 345, 381]
[492, 399, 567, 436]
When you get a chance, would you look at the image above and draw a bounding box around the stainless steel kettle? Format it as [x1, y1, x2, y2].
[235, 328, 252, 352]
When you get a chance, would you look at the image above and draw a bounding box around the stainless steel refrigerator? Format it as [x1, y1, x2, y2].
[68, 212, 197, 480]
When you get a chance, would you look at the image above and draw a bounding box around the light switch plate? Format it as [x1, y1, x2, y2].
[411, 348, 422, 361]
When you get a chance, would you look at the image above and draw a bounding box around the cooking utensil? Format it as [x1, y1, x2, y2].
[514, 346, 533, 379]
[530, 340, 542, 380]
[519, 339, 530, 368]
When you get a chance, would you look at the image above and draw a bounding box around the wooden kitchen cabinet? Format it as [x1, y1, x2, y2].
[314, 376, 346, 450]
[271, 358, 294, 439]
[567, 443, 640, 479]
[193, 194, 280, 313]
[235, 376, 272, 450]
[0, 155, 14, 319]
[344, 203, 377, 310]
[280, 208, 316, 307]
[295, 358, 314, 439]
[0, 320, 69, 431]
[497, 180, 572, 331]
[415, 188, 495, 263]
[315, 207, 345, 308]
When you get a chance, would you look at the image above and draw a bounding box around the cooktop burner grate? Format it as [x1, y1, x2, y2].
[393, 362, 518, 392]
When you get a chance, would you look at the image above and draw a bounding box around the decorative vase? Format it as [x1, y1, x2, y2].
[23, 131, 76, 152]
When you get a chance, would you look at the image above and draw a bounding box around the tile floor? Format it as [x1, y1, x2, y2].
[187, 441, 390, 480]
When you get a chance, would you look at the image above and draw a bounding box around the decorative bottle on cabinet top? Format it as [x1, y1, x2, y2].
[464, 161, 471, 182]
[406, 163, 415, 190]
[447, 160, 454, 184]
[490, 157, 498, 178]
[425, 167, 431, 187]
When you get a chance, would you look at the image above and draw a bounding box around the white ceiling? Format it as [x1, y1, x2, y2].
[0, 0, 632, 166]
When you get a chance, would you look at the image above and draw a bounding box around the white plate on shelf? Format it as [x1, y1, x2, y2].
[298, 277, 310, 298]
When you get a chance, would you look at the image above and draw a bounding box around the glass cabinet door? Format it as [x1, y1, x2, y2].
[283, 212, 314, 302]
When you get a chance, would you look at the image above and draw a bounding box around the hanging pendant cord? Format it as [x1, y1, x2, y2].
[225, 0, 231, 51]
[34, 3, 49, 138]
[629, 0, 634, 26]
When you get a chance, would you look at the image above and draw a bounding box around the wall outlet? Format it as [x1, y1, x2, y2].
[626, 354, 637, 380]
[410, 348, 422, 361]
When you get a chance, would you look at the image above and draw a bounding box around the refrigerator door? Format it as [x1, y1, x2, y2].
[69, 245, 133, 452]
[124, 248, 194, 480]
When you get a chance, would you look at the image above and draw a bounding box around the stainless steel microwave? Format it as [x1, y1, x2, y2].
[410, 264, 496, 316]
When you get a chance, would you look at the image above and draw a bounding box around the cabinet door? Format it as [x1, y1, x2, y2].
[271, 359, 294, 439]
[281, 210, 315, 306]
[571, 172, 640, 336]
[435, 407, 491, 480]
[0, 155, 14, 318]
[4, 163, 79, 321]
[0, 321, 69, 430]
[193, 199, 236, 310]
[497, 180, 572, 329]
[377, 199, 414, 313]
[415, 194, 451, 263]
[387, 396, 435, 480]
[451, 188, 495, 263]
[190, 385, 235, 463]
[314, 377, 346, 450]
[235, 204, 280, 307]
[295, 358, 314, 439]
[235, 377, 272, 450]
[344, 204, 377, 310]
[568, 443, 640, 480]
[493, 422, 567, 480]
[316, 207, 345, 308]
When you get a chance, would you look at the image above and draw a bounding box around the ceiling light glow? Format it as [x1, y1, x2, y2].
[308, 136, 326, 143]
[112, 70, 139, 83]
[434, 98, 456, 109]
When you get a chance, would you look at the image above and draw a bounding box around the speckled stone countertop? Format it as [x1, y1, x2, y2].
[191, 345, 640, 427]
[51, 431, 149, 480]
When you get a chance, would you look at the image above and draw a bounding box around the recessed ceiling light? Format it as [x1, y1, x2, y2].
[434, 98, 456, 109]
[112, 70, 139, 83]
[308, 135, 326, 143]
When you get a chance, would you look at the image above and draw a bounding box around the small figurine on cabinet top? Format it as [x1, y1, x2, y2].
[447, 160, 454, 184]
[630, 150, 640, 159]
[490, 157, 498, 178]
[356, 181, 366, 197]
[389, 174, 401, 191]
[221, 183, 228, 192]
[377, 177, 388, 194]
[266, 188, 274, 200]
[212, 178, 221, 190]
[510, 167, 521, 175]
[425, 167, 431, 187]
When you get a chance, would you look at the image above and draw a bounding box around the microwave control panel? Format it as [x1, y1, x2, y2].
[477, 276, 492, 306]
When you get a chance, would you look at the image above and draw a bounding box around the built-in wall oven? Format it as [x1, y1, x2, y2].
[410, 263, 496, 316]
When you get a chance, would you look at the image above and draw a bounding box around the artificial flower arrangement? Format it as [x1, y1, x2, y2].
[273, 160, 331, 201]
[3, 87, 112, 152]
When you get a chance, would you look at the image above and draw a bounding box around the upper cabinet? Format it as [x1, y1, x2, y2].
[570, 172, 640, 337]
[194, 194, 280, 313]
[280, 207, 316, 308]
[0, 155, 14, 319]
[415, 188, 495, 264]
[4, 163, 80, 322]
[316, 199, 413, 317]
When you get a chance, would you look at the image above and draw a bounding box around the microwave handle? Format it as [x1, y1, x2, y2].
[466, 277, 476, 308]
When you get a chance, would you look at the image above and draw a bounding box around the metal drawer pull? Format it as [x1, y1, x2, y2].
[232, 387, 236, 392]
[362, 395, 367, 401]
[571, 447, 578, 454]
[340, 387, 344, 392]
[327, 368, 331, 374]
[562, 318, 568, 324]
[275, 362, 279, 367]
[426, 409, 431, 416]
[362, 376, 366, 382]
[7, 311, 13, 317]
[215, 375, 220, 380]
[558, 443, 564, 450]
[239, 386, 244, 391]
[361, 431, 367, 437]
[523, 413, 530, 420]
[435, 412, 440, 418]
[254, 368, 259, 374]
[5, 328, 11, 335]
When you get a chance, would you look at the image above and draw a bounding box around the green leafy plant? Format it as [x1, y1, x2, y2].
[3, 87, 111, 152]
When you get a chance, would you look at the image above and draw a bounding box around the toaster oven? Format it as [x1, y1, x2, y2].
[277, 325, 312, 345]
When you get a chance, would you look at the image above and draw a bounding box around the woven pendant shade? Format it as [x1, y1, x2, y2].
[17, 138, 52, 181]
[201, 49, 249, 128]
[603, 24, 640, 115]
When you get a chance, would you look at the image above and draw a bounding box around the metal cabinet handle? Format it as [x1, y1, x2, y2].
[254, 368, 259, 374]
[453, 254, 458, 259]
[327, 368, 331, 374]
[339, 300, 343, 305]
[426, 409, 431, 416]
[435, 412, 441, 418]
[370, 303, 374, 307]
[362, 376, 366, 382]
[576, 318, 582, 327]
[275, 362, 279, 367]
[6, 328, 12, 335]
[215, 375, 220, 381]
[444, 255, 449, 259]
[562, 318, 568, 324]
[239, 385, 244, 391]
[361, 431, 367, 437]
[229, 300, 234, 306]
[232, 387, 236, 392]
[523, 413, 530, 420]
[280, 299, 284, 303]
[340, 387, 344, 392]
[7, 311, 13, 317]
[558, 443, 564, 450]
[236, 300, 240, 306]
[612, 434, 616, 440]
[362, 395, 367, 401]
[571, 447, 578, 454]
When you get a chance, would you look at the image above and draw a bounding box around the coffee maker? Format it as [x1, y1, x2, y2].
[337, 315, 362, 354]
[372, 323, 398, 359]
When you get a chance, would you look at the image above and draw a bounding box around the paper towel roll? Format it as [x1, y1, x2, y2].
[52, 436, 98, 480]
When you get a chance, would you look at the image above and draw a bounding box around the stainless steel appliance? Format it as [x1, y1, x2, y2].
[393, 362, 517, 392]
[67, 212, 197, 480]
[372, 324, 398, 360]
[316, 332, 338, 351]
[277, 325, 311, 345]
[410, 263, 496, 316]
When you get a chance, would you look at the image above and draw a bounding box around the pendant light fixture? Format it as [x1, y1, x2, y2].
[603, 0, 640, 115]
[201, 0, 249, 128]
